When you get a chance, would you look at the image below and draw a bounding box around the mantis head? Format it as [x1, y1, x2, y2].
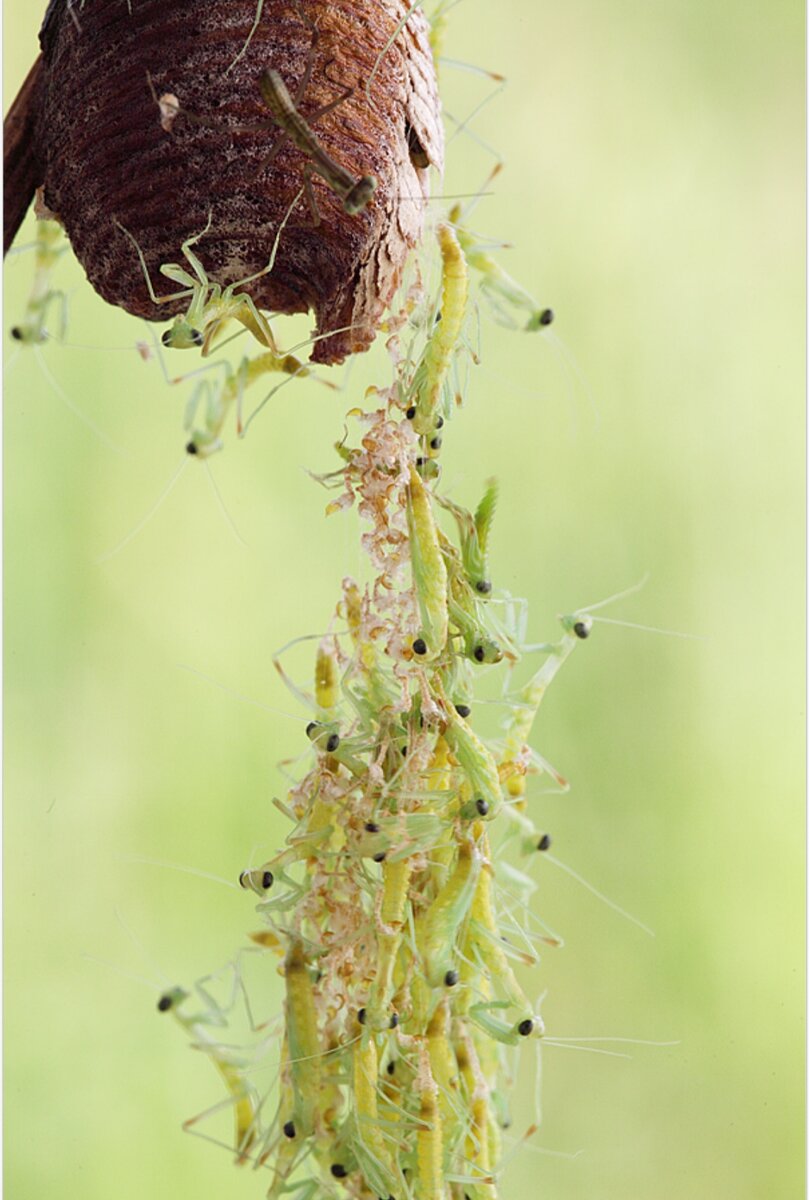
[343, 175, 377, 215]
[468, 633, 504, 665]
[560, 613, 593, 639]
[161, 318, 204, 350]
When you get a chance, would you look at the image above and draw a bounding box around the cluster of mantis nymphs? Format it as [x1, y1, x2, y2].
[146, 214, 596, 1200]
[10, 172, 588, 1200]
[10, 27, 592, 1195]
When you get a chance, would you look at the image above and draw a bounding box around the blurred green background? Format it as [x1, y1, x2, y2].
[4, 2, 804, 1198]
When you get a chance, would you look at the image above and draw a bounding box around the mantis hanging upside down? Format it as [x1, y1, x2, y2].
[181, 347, 310, 457]
[152, 16, 376, 227]
[115, 200, 299, 356]
[10, 218, 67, 345]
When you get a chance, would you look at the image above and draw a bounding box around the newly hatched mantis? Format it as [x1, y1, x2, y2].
[407, 463, 449, 662]
[251, 11, 377, 218]
[10, 218, 67, 345]
[408, 223, 469, 438]
[115, 188, 302, 354]
[256, 66, 377, 223]
[283, 939, 323, 1138]
[436, 479, 499, 597]
[450, 165, 552, 333]
[181, 348, 309, 457]
[157, 985, 260, 1163]
[155, 18, 376, 225]
[419, 836, 482, 988]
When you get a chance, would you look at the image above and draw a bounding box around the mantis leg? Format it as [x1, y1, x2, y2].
[310, 58, 355, 122]
[302, 162, 322, 226]
[248, 132, 287, 180]
[178, 212, 215, 288]
[292, 19, 320, 104]
[229, 291, 276, 354]
[114, 219, 194, 306]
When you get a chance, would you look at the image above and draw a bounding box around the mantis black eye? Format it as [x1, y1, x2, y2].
[412, 638, 427, 656]
[306, 721, 318, 736]
[429, 436, 442, 451]
[539, 308, 554, 326]
[238, 868, 274, 891]
[325, 733, 340, 752]
[157, 993, 173, 1012]
[537, 833, 552, 851]
[475, 580, 492, 594]
[444, 969, 459, 987]
[517, 1018, 535, 1036]
[330, 1163, 348, 1178]
[357, 1008, 367, 1024]
[185, 441, 198, 455]
[473, 645, 485, 662]
[455, 703, 471, 718]
[475, 798, 489, 816]
[191, 329, 203, 345]
[373, 851, 386, 863]
[161, 330, 172, 346]
[283, 1120, 296, 1139]
[10, 326, 23, 340]
[406, 406, 416, 419]
[573, 620, 591, 639]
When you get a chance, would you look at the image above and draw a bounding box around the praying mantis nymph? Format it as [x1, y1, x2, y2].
[442, 704, 503, 821]
[436, 479, 499, 597]
[115, 189, 301, 355]
[284, 939, 323, 1138]
[500, 609, 593, 802]
[414, 1050, 446, 1200]
[257, 70, 377, 221]
[408, 223, 469, 437]
[154, 18, 377, 227]
[364, 855, 413, 1029]
[10, 218, 67, 345]
[351, 1034, 398, 1197]
[156, 986, 259, 1163]
[183, 349, 308, 457]
[450, 184, 552, 333]
[420, 836, 482, 987]
[407, 463, 449, 662]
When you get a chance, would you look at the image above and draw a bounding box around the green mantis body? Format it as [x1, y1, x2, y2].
[439, 531, 504, 665]
[183, 349, 306, 457]
[157, 987, 259, 1162]
[443, 708, 503, 821]
[116, 208, 293, 355]
[284, 940, 323, 1138]
[500, 612, 591, 801]
[10, 219, 67, 345]
[437, 479, 499, 596]
[407, 464, 449, 661]
[410, 224, 469, 437]
[450, 199, 551, 333]
[351, 1034, 398, 1196]
[420, 837, 482, 987]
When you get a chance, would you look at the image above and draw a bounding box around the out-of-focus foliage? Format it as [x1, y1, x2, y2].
[3, 2, 804, 1198]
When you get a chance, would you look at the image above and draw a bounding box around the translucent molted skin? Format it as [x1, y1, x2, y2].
[35, 0, 443, 364]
